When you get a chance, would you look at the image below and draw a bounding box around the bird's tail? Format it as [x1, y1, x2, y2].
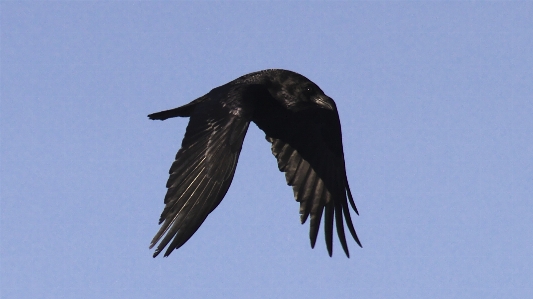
[148, 95, 208, 120]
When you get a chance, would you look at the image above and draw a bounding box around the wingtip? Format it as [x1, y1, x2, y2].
[355, 236, 363, 248]
[346, 182, 359, 215]
[300, 213, 309, 224]
[162, 242, 180, 257]
[150, 242, 164, 258]
[151, 246, 173, 258]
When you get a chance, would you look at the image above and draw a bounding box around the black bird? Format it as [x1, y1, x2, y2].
[148, 69, 361, 258]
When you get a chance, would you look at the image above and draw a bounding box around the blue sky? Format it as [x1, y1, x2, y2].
[1, 2, 532, 298]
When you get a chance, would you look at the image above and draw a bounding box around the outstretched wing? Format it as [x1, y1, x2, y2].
[263, 108, 361, 257]
[150, 99, 250, 257]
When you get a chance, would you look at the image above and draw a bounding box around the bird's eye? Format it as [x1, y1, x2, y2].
[303, 86, 314, 97]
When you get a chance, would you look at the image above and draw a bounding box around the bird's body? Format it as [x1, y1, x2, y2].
[148, 69, 361, 257]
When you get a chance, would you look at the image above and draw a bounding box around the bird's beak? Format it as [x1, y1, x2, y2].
[312, 95, 335, 111]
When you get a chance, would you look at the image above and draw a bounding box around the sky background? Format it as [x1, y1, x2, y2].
[2, 1, 532, 298]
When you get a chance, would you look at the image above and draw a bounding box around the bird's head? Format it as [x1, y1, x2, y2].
[262, 70, 337, 112]
[293, 83, 336, 111]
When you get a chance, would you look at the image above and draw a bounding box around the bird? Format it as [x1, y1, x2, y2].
[148, 69, 361, 258]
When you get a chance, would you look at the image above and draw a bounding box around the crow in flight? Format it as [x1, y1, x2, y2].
[148, 69, 361, 258]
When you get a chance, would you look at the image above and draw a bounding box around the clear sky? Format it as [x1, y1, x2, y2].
[1, 2, 532, 299]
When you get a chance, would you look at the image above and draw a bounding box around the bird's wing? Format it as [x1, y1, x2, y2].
[264, 109, 361, 257]
[150, 99, 250, 257]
